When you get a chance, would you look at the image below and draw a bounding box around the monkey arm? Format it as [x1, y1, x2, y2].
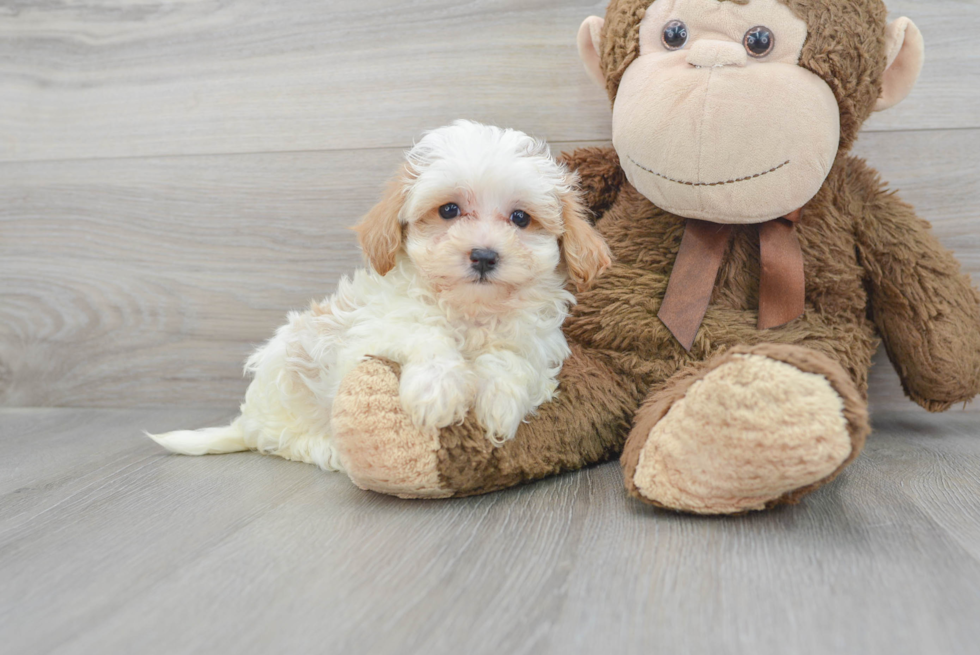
[850, 161, 980, 411]
[558, 146, 626, 219]
[332, 343, 639, 497]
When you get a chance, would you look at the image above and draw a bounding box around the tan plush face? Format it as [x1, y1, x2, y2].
[610, 0, 840, 224]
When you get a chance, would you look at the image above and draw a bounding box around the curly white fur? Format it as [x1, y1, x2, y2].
[149, 120, 610, 471]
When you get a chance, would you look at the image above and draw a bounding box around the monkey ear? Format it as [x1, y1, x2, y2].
[875, 18, 924, 112]
[559, 183, 612, 292]
[577, 16, 606, 89]
[351, 166, 409, 276]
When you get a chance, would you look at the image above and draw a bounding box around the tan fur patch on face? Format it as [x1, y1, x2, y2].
[410, 204, 552, 236]
[404, 197, 563, 306]
[632, 353, 851, 514]
[409, 206, 454, 240]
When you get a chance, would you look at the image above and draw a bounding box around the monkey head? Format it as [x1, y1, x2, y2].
[578, 0, 924, 223]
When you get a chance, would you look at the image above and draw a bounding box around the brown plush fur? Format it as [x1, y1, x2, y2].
[561, 147, 627, 218]
[847, 160, 980, 411]
[333, 0, 980, 511]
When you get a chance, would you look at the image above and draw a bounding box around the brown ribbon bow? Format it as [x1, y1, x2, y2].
[657, 209, 805, 352]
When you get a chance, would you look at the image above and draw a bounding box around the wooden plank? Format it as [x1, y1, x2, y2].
[2, 129, 978, 409]
[864, 414, 980, 562]
[1, 408, 979, 655]
[0, 147, 395, 407]
[0, 408, 330, 655]
[0, 407, 235, 518]
[0, 0, 976, 164]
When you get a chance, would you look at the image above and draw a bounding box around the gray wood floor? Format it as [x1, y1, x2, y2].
[2, 408, 979, 655]
[3, 1, 980, 653]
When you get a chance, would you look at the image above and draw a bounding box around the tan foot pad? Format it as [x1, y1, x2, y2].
[633, 353, 852, 514]
[332, 358, 452, 499]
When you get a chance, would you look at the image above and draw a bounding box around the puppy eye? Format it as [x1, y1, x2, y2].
[662, 20, 688, 51]
[439, 203, 460, 220]
[510, 210, 531, 229]
[743, 26, 775, 58]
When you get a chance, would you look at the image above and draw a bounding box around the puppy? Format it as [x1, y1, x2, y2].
[149, 120, 611, 471]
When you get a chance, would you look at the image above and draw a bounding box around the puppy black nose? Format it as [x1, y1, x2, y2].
[470, 248, 499, 275]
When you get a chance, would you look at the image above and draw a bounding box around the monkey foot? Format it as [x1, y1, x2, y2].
[331, 357, 453, 499]
[621, 344, 870, 515]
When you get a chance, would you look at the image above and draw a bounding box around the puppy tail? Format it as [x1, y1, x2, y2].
[146, 419, 248, 456]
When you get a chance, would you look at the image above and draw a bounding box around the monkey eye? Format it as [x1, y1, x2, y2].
[661, 20, 689, 51]
[744, 26, 775, 58]
[510, 210, 531, 229]
[439, 203, 460, 220]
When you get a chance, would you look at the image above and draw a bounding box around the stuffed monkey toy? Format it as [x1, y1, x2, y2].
[330, 0, 980, 514]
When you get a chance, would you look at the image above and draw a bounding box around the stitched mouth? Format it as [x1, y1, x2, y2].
[627, 156, 790, 187]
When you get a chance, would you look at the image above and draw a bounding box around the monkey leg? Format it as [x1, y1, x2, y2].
[330, 343, 638, 498]
[621, 343, 870, 515]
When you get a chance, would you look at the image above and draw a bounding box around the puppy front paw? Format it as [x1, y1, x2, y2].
[399, 360, 476, 431]
[474, 376, 548, 446]
[474, 390, 526, 446]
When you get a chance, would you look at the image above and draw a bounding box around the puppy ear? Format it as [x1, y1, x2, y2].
[352, 166, 409, 275]
[560, 185, 612, 292]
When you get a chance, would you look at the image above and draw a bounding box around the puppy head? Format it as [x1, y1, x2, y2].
[353, 120, 611, 306]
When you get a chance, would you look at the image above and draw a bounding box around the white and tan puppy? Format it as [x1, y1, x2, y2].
[149, 120, 611, 471]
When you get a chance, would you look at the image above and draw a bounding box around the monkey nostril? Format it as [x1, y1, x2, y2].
[470, 248, 499, 275]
